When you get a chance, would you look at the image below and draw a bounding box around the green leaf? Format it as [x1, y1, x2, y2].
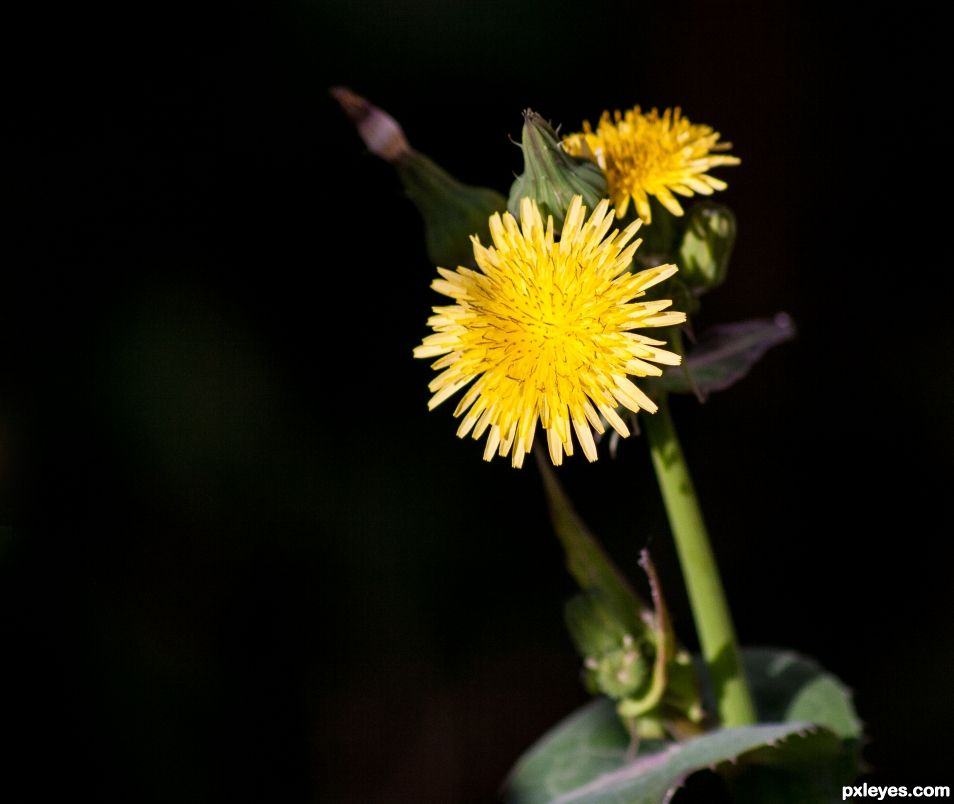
[723, 649, 863, 804]
[741, 648, 862, 742]
[505, 648, 862, 803]
[506, 699, 635, 802]
[507, 700, 818, 804]
[537, 459, 645, 637]
[655, 315, 796, 400]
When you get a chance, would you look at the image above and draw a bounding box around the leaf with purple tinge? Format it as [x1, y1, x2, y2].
[655, 315, 796, 400]
[506, 702, 820, 804]
[505, 649, 862, 804]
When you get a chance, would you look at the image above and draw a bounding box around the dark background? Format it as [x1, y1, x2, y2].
[4, 1, 952, 801]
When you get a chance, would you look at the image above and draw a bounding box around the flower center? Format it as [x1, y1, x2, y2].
[480, 288, 605, 387]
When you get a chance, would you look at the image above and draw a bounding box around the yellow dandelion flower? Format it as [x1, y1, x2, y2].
[563, 107, 740, 222]
[414, 195, 686, 468]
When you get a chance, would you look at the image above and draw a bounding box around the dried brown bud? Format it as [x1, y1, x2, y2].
[330, 86, 410, 162]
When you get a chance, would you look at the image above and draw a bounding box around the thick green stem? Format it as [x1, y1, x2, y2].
[643, 397, 757, 727]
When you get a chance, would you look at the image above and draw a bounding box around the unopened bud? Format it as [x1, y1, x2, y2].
[330, 86, 410, 162]
[333, 87, 507, 268]
[676, 202, 737, 292]
[509, 110, 607, 227]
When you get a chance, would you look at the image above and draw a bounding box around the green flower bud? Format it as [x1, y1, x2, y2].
[676, 202, 737, 292]
[332, 86, 506, 268]
[590, 638, 653, 700]
[508, 110, 607, 227]
[565, 593, 654, 700]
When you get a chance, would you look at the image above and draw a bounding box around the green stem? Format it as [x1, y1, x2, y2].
[643, 396, 756, 727]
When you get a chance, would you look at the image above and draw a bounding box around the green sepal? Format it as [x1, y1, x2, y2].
[396, 151, 507, 268]
[508, 111, 607, 228]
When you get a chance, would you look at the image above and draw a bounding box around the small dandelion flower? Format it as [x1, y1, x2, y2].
[563, 107, 739, 222]
[414, 196, 686, 468]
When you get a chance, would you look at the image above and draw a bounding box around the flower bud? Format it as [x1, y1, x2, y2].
[676, 202, 737, 292]
[565, 593, 654, 700]
[330, 86, 411, 162]
[508, 110, 607, 227]
[332, 87, 506, 268]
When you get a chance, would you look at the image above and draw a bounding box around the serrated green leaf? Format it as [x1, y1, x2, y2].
[507, 699, 818, 804]
[505, 648, 862, 804]
[723, 649, 863, 803]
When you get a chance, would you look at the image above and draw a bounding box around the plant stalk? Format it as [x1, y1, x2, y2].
[643, 396, 757, 727]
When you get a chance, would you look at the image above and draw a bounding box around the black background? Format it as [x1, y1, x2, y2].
[4, 1, 953, 801]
